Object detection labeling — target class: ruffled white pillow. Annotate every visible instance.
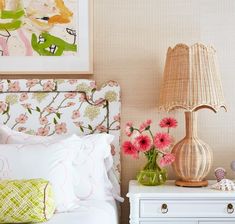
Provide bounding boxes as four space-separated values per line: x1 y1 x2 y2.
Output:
0 125 63 144
0 125 123 202
0 135 81 212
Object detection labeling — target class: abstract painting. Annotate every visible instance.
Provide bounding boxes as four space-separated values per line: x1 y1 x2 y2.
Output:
0 0 92 74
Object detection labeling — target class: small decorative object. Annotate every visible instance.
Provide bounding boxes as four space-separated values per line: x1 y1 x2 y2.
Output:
211 179 235 191
231 161 235 172
214 167 226 182
122 117 177 186
211 166 235 191
159 43 227 187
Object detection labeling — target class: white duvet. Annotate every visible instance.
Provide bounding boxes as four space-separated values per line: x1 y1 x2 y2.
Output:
45 200 118 224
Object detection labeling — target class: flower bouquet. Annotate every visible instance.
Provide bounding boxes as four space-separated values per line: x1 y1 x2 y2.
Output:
122 117 177 186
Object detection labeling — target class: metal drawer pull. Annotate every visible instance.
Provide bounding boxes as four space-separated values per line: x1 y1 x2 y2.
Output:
227 203 234 214
161 203 168 214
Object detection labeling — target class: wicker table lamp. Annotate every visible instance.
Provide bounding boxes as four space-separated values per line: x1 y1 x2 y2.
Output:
159 43 226 187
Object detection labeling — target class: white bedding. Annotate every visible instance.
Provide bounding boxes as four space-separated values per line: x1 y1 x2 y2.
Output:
45 200 118 224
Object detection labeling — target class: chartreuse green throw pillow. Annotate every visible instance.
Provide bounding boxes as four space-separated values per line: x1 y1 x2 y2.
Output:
0 179 56 223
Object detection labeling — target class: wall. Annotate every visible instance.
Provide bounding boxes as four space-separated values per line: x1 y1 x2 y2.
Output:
93 1 235 223
2 1 235 223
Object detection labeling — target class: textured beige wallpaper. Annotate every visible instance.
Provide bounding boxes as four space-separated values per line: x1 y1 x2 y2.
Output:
1 1 235 224
93 1 235 223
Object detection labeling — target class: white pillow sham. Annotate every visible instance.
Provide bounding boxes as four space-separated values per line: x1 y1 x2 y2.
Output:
73 133 115 200
82 134 123 202
0 125 62 144
0 125 122 202
0 135 81 213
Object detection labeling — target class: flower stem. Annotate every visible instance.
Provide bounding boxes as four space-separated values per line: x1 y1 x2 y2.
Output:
144 149 161 171
148 129 154 139
133 128 141 134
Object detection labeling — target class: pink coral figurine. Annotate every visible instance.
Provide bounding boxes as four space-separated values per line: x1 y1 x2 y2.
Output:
214 167 226 182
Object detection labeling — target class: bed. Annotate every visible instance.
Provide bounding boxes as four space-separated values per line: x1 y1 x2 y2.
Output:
0 79 121 224
47 200 118 224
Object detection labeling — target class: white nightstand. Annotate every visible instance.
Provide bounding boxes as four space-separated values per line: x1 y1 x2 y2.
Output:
127 180 235 224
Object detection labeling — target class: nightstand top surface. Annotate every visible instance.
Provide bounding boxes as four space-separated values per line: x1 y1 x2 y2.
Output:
127 180 235 199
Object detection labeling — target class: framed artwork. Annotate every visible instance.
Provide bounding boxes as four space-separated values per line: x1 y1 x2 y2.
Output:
0 0 93 74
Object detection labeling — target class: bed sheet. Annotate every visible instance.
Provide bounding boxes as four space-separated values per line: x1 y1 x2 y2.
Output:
45 200 118 224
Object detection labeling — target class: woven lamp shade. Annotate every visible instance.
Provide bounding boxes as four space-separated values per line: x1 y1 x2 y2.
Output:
159 43 226 187
159 43 226 112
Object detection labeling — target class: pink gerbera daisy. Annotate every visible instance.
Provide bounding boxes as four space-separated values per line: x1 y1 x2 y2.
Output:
139 119 152 132
133 135 151 152
159 117 178 128
122 141 138 158
159 153 175 167
125 122 134 137
154 132 171 150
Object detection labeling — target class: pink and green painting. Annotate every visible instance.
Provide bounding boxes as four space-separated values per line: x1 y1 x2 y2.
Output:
0 0 78 56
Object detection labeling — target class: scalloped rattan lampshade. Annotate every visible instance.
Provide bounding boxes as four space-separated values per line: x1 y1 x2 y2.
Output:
159 43 226 112
159 43 226 187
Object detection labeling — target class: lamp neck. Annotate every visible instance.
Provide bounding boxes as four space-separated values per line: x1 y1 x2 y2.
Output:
185 111 198 138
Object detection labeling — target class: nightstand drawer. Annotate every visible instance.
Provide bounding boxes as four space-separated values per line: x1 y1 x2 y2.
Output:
140 200 235 218
199 222 235 224
141 222 197 224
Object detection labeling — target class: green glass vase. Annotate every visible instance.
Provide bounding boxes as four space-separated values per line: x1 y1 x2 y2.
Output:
137 151 167 186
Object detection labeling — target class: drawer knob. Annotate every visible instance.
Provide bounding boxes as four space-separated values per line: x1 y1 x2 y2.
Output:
161 203 168 214
227 203 234 214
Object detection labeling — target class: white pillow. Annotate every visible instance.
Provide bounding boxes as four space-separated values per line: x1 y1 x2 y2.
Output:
0 135 81 213
80 134 123 202
73 133 115 200
0 125 62 144
0 125 122 202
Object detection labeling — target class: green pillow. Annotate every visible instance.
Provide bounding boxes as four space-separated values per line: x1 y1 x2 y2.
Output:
0 179 55 223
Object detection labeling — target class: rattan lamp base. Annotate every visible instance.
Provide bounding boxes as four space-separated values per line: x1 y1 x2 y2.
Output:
172 112 213 187
175 180 208 187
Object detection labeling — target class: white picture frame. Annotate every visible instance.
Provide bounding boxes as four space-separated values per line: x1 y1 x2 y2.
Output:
0 0 93 74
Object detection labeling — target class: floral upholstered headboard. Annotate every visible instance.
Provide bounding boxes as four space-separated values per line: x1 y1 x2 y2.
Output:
0 79 121 184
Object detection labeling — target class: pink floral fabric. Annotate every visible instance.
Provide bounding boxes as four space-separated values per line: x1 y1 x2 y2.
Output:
0 79 121 183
